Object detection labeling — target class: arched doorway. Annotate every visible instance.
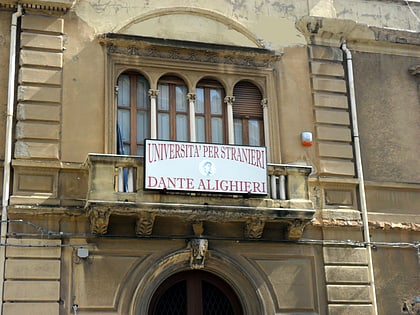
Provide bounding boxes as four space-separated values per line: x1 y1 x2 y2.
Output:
148 270 243 315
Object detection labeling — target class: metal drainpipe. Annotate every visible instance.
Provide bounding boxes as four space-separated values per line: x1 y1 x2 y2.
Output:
341 41 378 315
0 5 22 314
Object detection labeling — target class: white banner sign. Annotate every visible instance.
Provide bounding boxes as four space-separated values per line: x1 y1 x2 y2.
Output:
144 139 267 195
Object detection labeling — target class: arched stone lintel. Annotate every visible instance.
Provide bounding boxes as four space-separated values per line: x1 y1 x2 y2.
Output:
113 6 264 48
118 248 275 315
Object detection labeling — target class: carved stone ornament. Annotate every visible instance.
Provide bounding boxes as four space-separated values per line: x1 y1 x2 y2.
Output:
88 207 111 235
136 213 155 236
224 96 235 104
409 65 420 77
189 239 208 269
244 219 265 239
287 220 307 240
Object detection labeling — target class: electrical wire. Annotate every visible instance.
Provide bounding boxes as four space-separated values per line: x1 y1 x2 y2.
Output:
2 219 419 250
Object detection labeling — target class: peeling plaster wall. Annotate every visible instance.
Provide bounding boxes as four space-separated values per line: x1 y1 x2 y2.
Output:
72 0 420 51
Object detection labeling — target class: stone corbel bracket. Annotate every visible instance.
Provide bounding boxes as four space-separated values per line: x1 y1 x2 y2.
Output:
136 212 155 236
286 219 308 240
244 219 265 239
88 207 111 235
409 65 420 77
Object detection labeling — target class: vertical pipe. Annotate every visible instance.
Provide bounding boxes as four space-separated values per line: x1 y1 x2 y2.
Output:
342 41 378 315
0 5 22 314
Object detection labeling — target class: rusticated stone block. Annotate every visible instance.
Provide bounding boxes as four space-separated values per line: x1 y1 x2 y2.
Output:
21 33 63 51
21 15 64 34
3 303 59 315
309 45 343 62
311 61 345 77
319 159 355 176
325 266 369 283
327 285 371 303
17 104 61 122
15 141 59 159
329 304 374 315
20 50 62 68
312 77 347 93
4 281 60 301
19 68 62 85
313 93 349 109
316 125 352 142
323 247 368 264
16 121 60 140
6 239 61 258
5 259 60 280
315 109 350 125
318 142 354 159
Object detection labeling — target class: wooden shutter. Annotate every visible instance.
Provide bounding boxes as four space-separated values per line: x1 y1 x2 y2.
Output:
233 81 262 118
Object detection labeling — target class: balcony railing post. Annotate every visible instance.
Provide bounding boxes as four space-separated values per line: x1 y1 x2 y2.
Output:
286 167 311 200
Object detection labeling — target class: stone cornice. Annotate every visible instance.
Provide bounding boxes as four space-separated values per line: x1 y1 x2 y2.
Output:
99 33 281 68
296 16 420 54
0 0 75 11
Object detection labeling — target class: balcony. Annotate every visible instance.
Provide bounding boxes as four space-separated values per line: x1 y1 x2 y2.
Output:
84 153 314 240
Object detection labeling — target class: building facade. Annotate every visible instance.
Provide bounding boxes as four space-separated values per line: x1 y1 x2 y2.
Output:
0 0 419 314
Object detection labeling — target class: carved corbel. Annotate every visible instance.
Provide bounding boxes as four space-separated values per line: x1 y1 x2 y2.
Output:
409 64 420 76
135 212 155 236
192 221 204 236
136 212 155 236
287 220 307 240
88 207 111 235
244 219 265 239
188 239 208 269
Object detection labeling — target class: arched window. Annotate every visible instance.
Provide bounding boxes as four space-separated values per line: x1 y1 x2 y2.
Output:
148 270 243 315
157 76 189 141
233 81 264 146
195 79 226 144
117 72 150 156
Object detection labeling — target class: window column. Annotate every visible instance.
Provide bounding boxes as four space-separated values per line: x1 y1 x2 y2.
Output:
187 93 196 142
224 96 235 144
261 98 270 157
148 89 158 139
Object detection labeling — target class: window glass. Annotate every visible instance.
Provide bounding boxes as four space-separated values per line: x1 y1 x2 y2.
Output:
158 83 170 111
157 77 188 141
117 72 150 156
248 119 261 146
211 117 223 143
196 80 225 144
233 119 243 145
158 113 170 140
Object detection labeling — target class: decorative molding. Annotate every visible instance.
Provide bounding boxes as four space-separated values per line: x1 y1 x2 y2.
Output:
100 34 279 68
0 0 76 11
189 238 208 269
